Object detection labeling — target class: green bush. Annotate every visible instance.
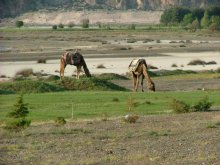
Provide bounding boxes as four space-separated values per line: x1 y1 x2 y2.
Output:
5 94 31 131
16 20 24 28
58 23 64 28
68 22 75 28
5 118 31 131
54 117 66 126
128 24 136 30
52 25 57 30
81 19 90 28
192 96 212 112
171 99 191 113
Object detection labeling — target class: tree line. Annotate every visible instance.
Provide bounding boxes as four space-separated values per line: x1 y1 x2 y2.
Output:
160 6 220 31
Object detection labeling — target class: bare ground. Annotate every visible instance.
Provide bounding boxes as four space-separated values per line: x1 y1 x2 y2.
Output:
0 30 220 164
112 78 220 92
0 112 220 164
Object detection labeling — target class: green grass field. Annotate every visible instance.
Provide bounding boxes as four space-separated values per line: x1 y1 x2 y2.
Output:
1 91 220 123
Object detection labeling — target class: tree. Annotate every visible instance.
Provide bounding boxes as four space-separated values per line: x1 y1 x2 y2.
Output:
81 19 90 28
183 13 193 26
160 7 191 25
190 18 200 32
211 15 220 25
5 94 31 131
209 23 218 32
68 22 75 28
15 20 24 28
201 10 210 28
58 23 64 28
52 25 57 30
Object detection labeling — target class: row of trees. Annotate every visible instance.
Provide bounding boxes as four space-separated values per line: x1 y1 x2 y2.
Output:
160 6 220 30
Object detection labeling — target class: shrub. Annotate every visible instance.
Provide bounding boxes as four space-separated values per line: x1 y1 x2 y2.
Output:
96 64 106 68
206 61 217 65
15 68 33 77
52 25 57 30
5 94 31 131
101 112 109 121
37 58 46 64
58 23 64 28
68 22 75 28
81 19 90 28
128 24 136 30
187 59 206 65
112 97 119 102
171 64 178 67
5 118 31 131
16 20 24 28
190 18 200 32
209 23 218 32
54 117 66 126
123 114 139 123
171 99 191 113
192 96 212 112
123 96 139 123
127 39 136 43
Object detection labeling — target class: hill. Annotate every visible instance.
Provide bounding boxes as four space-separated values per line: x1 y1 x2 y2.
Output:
1 0 220 18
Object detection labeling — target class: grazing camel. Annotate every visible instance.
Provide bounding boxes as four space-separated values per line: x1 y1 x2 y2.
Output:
60 49 91 80
129 58 155 92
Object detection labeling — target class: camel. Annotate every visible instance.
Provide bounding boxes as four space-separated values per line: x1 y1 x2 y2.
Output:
60 49 91 80
129 58 155 92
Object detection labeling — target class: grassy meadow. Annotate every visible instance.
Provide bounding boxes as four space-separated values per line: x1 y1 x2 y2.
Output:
1 90 220 123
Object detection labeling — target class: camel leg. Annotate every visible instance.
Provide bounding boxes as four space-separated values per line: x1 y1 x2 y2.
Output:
132 73 137 92
141 75 144 92
143 68 155 92
76 66 81 79
135 75 140 92
60 59 66 80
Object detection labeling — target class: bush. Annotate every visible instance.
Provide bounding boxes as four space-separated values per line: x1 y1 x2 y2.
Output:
123 114 139 123
128 24 136 30
58 23 64 28
192 96 212 112
5 94 31 131
68 22 75 28
209 23 219 32
81 19 90 28
123 96 139 123
16 21 24 28
171 64 178 67
54 117 66 126
96 64 106 68
187 59 206 65
5 118 31 131
15 68 33 77
171 99 191 113
52 25 57 30
37 58 46 64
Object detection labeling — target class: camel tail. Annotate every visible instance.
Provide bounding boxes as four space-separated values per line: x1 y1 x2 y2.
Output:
81 57 91 77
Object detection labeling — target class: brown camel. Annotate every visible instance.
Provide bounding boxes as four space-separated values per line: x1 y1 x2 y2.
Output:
60 49 91 80
129 58 155 92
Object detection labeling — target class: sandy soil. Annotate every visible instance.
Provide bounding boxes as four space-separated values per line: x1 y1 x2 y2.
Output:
0 51 219 78
0 11 162 26
1 112 220 164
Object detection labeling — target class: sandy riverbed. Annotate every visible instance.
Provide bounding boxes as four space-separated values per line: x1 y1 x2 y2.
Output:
0 51 219 79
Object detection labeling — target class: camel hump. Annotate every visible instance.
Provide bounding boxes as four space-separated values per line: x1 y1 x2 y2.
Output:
128 58 145 72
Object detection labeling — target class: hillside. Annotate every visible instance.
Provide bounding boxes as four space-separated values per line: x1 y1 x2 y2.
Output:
1 0 220 18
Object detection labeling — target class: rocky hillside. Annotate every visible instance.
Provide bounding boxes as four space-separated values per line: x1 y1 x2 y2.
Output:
1 0 220 18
